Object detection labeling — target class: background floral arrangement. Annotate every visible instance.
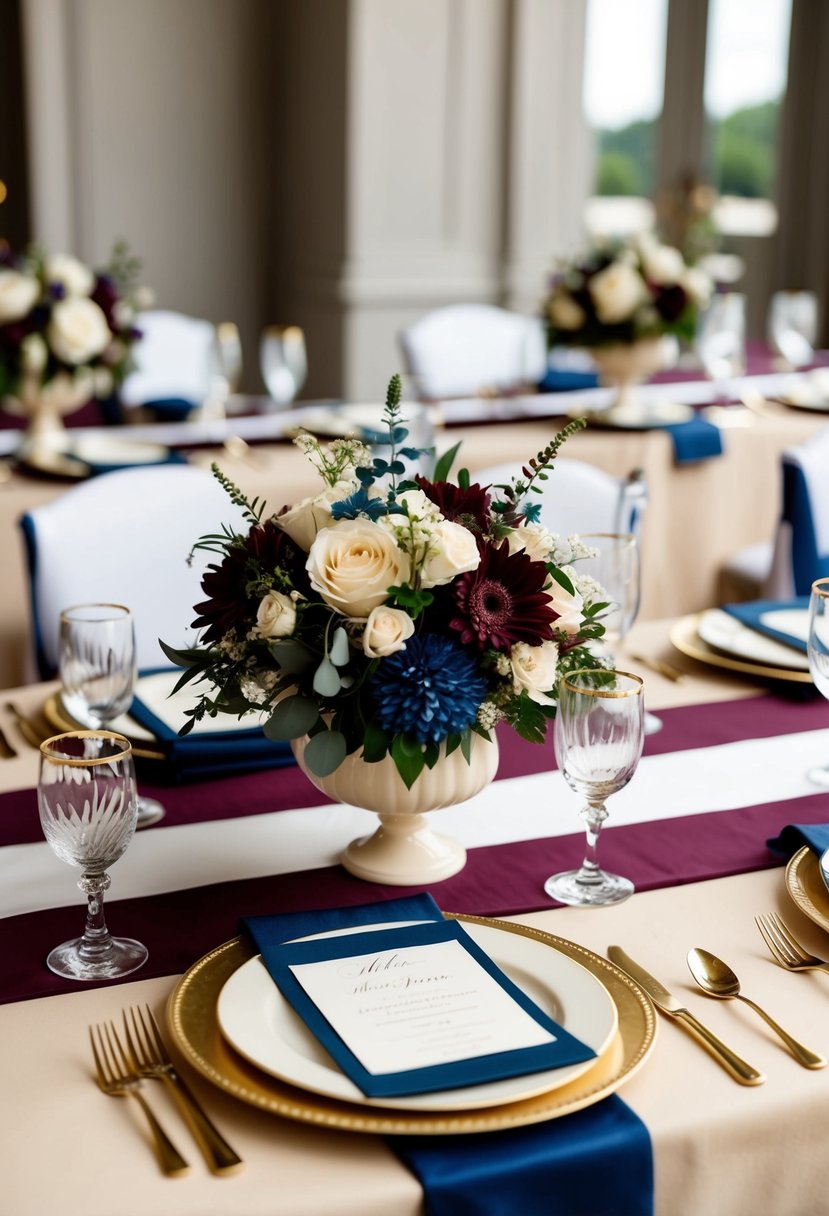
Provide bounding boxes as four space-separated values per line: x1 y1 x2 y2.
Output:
164 375 610 789
545 230 712 350
0 240 151 414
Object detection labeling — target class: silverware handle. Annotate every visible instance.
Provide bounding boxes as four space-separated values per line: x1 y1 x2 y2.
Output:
162 1074 244 1174
675 1010 765 1085
129 1090 190 1176
737 995 827 1070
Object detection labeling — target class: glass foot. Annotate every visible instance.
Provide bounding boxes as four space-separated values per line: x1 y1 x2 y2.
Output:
46 936 148 981
807 765 829 789
544 869 634 907
136 797 165 828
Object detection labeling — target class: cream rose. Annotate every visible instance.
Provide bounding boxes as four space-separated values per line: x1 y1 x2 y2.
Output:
507 522 553 564
306 519 410 618
20 333 48 373
546 577 585 636
420 521 480 588
362 605 415 658
548 291 586 331
278 480 356 552
48 297 111 364
0 270 39 324
253 590 296 639
510 640 559 705
46 253 94 297
680 266 712 308
641 242 684 287
589 262 645 325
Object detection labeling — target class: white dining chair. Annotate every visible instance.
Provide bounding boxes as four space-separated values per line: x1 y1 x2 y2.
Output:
19 464 248 679
398 304 548 401
119 309 223 417
720 425 829 601
471 458 648 540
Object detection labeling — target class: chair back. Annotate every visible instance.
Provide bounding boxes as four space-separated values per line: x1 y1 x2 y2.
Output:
472 458 647 541
764 426 829 597
19 465 247 679
399 305 547 400
120 309 219 412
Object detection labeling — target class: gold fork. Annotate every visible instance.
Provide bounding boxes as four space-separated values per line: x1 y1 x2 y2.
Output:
755 912 829 974
123 1005 243 1175
89 1022 190 1177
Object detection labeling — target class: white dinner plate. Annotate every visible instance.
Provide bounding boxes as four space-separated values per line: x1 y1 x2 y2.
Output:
574 399 693 430
217 919 618 1112
696 608 810 672
68 434 173 466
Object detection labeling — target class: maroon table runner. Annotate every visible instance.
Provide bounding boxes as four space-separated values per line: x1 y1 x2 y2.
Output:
5 693 829 1004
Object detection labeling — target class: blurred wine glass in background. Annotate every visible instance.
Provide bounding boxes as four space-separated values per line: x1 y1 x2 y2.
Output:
768 291 818 370
696 292 747 403
260 325 307 408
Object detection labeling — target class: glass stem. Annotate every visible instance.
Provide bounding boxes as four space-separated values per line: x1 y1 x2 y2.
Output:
577 801 608 886
77 870 113 961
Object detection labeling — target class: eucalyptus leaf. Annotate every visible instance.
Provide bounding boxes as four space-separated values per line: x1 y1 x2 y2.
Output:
263 695 320 740
304 729 348 777
329 627 350 667
269 639 315 675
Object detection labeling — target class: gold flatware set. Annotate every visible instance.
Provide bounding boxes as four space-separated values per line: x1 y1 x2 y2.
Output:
89 1006 243 1177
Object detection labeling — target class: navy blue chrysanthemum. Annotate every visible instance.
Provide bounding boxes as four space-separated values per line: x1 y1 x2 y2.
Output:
369 634 487 744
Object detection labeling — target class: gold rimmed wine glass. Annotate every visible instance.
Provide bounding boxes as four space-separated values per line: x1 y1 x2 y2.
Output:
545 669 645 907
58 603 165 827
807 577 829 787
38 730 148 979
260 324 307 409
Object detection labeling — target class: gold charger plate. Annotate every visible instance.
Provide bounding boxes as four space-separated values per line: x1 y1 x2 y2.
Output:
669 613 813 685
785 846 829 934
166 914 656 1136
42 693 166 761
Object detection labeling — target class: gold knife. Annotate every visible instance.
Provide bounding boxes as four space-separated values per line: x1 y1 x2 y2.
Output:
608 946 765 1085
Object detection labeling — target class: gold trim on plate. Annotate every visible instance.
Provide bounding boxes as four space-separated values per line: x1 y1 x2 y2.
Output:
43 694 166 761
669 613 813 685
166 915 656 1136
785 847 829 934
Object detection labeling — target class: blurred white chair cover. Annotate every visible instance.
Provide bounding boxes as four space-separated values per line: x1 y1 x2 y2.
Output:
399 305 547 400
472 458 647 540
19 464 247 679
720 425 829 601
120 309 219 410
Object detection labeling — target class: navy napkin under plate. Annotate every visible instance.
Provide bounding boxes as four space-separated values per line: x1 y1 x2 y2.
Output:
537 368 600 393
662 415 723 465
767 822 829 858
722 598 810 654
240 898 653 1216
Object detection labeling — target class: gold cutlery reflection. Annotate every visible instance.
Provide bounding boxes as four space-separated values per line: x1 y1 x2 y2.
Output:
4 702 45 750
0 723 17 759
89 1021 190 1176
627 653 684 683
687 947 825 1068
122 1005 243 1175
756 912 829 975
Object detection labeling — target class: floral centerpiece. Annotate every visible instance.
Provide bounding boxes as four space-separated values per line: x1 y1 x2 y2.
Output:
165 375 610 800
0 240 151 452
545 231 712 351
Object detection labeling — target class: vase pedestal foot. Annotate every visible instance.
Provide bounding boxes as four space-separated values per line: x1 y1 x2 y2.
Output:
341 812 466 886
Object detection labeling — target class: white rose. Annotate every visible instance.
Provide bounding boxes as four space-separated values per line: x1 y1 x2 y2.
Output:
46 253 94 297
133 285 156 310
680 266 712 308
507 522 554 564
112 299 134 329
546 576 585 636
20 333 47 373
589 262 646 325
641 242 685 286
548 291 586 331
510 640 559 705
420 520 480 588
306 519 411 618
278 480 356 552
253 590 296 639
0 270 39 324
362 605 415 658
48 297 111 364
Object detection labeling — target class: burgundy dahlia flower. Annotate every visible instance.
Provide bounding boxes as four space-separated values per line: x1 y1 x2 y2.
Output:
449 538 557 651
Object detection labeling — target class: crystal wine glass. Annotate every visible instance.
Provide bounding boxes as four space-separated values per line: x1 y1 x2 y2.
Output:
696 292 747 403
768 290 817 370
58 603 165 826
807 577 829 787
38 730 147 979
545 669 645 907
260 325 307 408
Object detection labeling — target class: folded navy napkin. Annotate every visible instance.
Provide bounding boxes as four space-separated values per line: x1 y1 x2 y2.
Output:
240 898 653 1216
537 368 600 393
767 823 829 858
722 598 810 654
662 416 723 465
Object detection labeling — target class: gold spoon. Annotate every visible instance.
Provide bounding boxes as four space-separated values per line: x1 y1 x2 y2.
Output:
687 947 826 1069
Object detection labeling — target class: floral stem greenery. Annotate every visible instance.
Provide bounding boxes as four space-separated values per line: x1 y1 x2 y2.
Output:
490 417 588 525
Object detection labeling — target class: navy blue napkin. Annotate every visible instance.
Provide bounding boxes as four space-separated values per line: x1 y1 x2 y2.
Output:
538 368 600 393
662 416 723 464
240 899 653 1216
722 598 809 654
767 823 829 858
